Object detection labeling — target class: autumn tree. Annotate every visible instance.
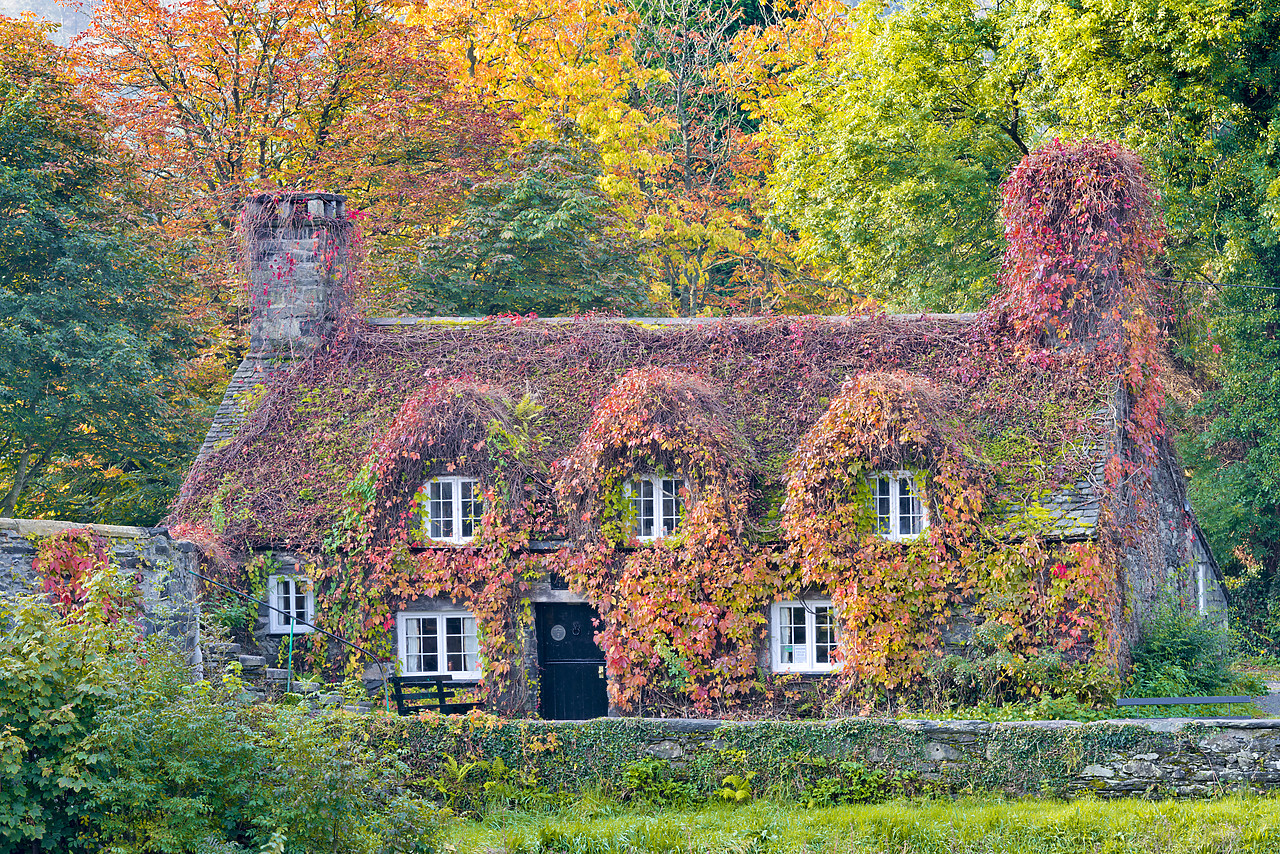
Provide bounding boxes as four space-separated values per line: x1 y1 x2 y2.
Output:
0 15 197 523
80 0 507 310
761 0 1029 311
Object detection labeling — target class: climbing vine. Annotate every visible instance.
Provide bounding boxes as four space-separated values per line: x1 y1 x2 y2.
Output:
33 529 140 623
174 140 1176 715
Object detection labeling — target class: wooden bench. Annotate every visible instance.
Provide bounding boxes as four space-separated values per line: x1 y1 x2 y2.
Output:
389 675 484 716
1117 695 1255 708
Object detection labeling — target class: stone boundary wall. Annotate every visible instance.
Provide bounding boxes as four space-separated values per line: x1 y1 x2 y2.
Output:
0 518 202 656
393 715 1280 799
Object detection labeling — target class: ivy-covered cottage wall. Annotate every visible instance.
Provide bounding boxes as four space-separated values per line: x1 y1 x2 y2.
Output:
174 142 1230 717
0 518 201 655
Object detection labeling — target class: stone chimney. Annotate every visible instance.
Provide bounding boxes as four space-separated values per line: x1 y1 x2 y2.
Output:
241 191 350 356
193 192 350 462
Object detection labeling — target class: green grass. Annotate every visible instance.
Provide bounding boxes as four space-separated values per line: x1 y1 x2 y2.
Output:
442 796 1280 853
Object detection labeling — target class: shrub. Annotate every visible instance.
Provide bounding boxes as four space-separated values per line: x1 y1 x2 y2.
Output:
2 562 443 854
0 565 144 852
1127 605 1261 698
87 666 442 853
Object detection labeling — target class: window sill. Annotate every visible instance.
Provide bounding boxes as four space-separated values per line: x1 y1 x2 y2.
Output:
772 665 839 675
402 671 483 681
267 626 315 636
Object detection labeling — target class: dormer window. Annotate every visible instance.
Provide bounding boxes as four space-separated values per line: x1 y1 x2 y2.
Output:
869 471 926 541
627 475 683 540
419 476 482 544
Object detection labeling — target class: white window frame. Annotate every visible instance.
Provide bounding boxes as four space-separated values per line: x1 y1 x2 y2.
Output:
625 474 684 541
868 470 928 542
266 575 315 635
396 610 482 679
418 476 483 545
771 599 838 673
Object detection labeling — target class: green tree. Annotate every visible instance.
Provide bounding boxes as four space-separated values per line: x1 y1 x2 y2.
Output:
0 16 198 524
762 0 1032 311
409 130 651 316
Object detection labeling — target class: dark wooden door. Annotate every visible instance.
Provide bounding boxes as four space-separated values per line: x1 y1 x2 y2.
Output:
536 602 608 720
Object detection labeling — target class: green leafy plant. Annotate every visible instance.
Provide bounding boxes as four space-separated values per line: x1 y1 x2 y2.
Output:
617 759 700 808
716 772 754 803
0 565 144 852
1127 604 1264 700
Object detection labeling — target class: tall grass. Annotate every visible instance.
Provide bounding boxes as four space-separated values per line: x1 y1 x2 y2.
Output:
447 796 1280 854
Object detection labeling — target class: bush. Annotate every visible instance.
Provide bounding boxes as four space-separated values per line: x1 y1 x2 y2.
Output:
1 564 444 854
0 565 145 852
88 673 441 853
1127 605 1262 698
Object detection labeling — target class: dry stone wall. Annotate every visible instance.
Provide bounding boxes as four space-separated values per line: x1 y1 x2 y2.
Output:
395 715 1280 799
618 717 1280 797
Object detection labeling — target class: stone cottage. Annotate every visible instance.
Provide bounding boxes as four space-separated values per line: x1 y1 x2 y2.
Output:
172 189 1227 719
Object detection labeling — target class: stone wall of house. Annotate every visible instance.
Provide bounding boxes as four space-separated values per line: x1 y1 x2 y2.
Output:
1107 385 1229 657
0 518 201 656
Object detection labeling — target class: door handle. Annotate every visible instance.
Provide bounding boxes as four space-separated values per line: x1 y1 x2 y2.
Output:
597 666 605 678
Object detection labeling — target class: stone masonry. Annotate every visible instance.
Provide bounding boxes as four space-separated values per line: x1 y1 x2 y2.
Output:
545 716 1280 798
195 192 350 462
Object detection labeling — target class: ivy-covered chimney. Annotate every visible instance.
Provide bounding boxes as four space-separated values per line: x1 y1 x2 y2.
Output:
192 193 350 462
241 192 350 355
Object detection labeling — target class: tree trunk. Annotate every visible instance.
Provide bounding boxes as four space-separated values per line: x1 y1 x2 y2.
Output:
1 447 31 517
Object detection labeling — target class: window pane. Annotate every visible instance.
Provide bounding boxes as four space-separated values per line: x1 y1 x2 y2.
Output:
407 616 439 674
460 480 480 538
899 477 922 536
444 615 478 673
462 616 479 673
780 605 807 664
276 578 292 617
875 477 891 535
634 478 655 538
429 480 454 539
814 606 836 664
661 479 682 535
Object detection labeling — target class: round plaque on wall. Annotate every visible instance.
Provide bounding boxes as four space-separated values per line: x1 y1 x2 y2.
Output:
550 624 567 642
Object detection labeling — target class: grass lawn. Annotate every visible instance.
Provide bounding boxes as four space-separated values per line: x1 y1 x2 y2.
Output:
442 795 1280 853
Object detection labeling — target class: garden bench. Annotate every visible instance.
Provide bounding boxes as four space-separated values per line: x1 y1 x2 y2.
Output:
389 675 484 716
1116 695 1255 708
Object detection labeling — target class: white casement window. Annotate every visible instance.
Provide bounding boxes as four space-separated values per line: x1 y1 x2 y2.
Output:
869 471 927 541
771 600 838 673
266 575 314 635
397 611 482 679
419 476 483 544
627 475 683 540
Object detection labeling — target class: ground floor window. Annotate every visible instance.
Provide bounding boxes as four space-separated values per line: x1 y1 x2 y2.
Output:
397 610 481 678
771 600 837 673
266 575 314 634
